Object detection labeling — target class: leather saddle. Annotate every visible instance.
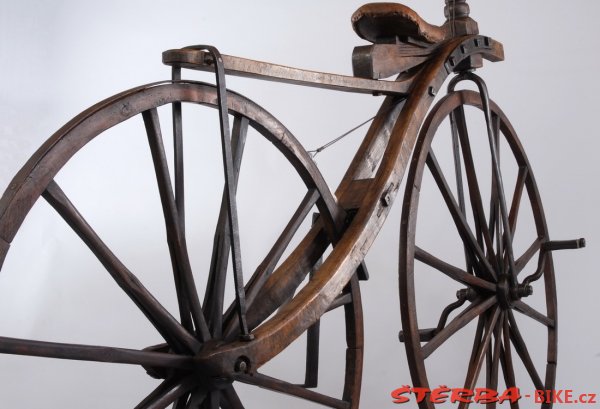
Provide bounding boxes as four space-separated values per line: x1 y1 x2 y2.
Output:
352 3 447 44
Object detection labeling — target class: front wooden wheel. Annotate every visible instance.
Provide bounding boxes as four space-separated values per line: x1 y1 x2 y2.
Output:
400 90 557 408
0 81 363 408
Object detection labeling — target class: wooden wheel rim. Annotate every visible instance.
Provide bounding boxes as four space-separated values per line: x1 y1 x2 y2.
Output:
399 90 556 408
0 81 363 408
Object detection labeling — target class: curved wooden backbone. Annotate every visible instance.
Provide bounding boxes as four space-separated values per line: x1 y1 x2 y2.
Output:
194 36 505 374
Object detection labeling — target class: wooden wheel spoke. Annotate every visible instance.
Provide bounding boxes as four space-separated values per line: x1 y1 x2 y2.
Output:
474 83 519 285
513 300 555 328
488 115 503 272
223 189 320 336
488 170 500 260
221 385 245 409
500 166 529 273
245 189 320 307
422 295 497 359
0 335 194 369
143 108 210 342
487 311 503 393
450 110 475 275
459 308 500 409
186 388 208 408
135 376 198 409
507 311 544 390
174 394 190 409
500 317 520 409
468 316 485 374
415 246 495 291
426 150 497 281
453 106 497 266
201 391 220 409
42 180 200 353
507 167 528 238
145 106 190 332
234 372 350 409
515 237 542 275
203 116 249 339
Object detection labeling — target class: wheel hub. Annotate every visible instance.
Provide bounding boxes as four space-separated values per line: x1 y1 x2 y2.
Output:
496 274 533 310
495 275 512 309
141 338 252 391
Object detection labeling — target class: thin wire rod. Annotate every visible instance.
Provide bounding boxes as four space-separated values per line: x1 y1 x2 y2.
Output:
308 116 375 157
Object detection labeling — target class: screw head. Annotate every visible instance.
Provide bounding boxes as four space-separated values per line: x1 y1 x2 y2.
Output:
234 357 250 373
239 333 255 342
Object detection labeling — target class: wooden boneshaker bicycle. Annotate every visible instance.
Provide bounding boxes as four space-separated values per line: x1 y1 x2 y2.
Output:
0 2 585 408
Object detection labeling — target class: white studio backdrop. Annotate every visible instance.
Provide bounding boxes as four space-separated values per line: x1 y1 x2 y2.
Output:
0 1 598 408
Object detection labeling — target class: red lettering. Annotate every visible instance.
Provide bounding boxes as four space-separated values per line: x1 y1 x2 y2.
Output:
390 385 411 404
498 387 521 404
412 387 429 403
553 390 564 404
430 386 450 404
534 390 546 403
564 390 573 403
474 388 498 404
450 388 473 403
390 386 600 405
588 393 597 404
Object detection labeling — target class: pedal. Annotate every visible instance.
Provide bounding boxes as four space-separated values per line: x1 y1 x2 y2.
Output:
398 328 437 343
542 238 586 251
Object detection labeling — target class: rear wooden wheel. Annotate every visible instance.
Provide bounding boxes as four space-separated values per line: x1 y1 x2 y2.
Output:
0 81 363 408
400 90 557 408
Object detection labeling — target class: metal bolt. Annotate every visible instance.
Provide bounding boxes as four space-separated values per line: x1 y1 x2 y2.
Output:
456 287 477 301
234 358 249 373
428 86 437 97
239 333 255 342
203 53 215 65
519 284 533 298
381 191 392 207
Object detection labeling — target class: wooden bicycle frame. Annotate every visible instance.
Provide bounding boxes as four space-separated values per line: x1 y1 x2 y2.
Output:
0 2 587 408
159 34 505 377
